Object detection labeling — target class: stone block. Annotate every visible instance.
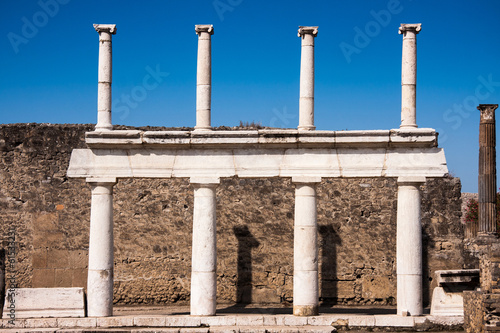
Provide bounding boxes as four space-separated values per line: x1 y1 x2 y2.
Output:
199 316 233 326
336 280 356 299
307 316 338 326
178 328 209 333
235 315 264 326
348 315 375 326
24 318 58 328
32 250 48 269
96 316 134 327
361 276 394 299
71 268 87 288
55 269 72 287
32 269 55 288
57 317 96 328
2 288 85 319
68 250 88 268
47 249 70 269
430 286 465 316
374 315 414 327
283 315 308 326
134 316 166 327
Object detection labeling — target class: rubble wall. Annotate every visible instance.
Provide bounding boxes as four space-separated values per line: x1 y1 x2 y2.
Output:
0 124 464 306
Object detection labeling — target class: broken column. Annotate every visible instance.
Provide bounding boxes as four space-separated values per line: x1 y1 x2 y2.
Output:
478 104 498 236
93 24 116 131
293 177 320 316
399 23 421 129
396 176 425 316
195 25 214 131
190 178 219 316
298 26 318 131
87 178 116 317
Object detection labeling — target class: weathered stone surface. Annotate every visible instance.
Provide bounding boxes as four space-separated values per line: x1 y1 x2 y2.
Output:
0 124 464 307
2 287 85 318
464 290 485 333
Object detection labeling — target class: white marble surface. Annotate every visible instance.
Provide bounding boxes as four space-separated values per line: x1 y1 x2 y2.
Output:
2 288 85 319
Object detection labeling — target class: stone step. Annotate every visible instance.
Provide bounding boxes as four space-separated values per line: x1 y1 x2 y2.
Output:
0 314 464 332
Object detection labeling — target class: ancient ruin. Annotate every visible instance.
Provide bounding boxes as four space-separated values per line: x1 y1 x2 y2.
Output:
64 22 452 319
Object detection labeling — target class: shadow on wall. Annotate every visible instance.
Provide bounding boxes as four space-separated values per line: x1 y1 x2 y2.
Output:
233 225 260 304
319 224 342 305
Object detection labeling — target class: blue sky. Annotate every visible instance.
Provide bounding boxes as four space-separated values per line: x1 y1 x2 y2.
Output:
1 0 499 193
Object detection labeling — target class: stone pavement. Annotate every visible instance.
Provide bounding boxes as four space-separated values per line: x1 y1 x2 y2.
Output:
0 305 464 332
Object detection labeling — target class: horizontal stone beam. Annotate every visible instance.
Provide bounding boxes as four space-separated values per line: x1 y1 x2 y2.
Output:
67 147 448 179
84 128 440 149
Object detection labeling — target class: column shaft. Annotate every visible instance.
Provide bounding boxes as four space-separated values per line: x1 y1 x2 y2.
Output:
298 26 318 131
399 24 421 129
87 181 116 317
94 24 116 131
190 182 217 315
293 181 319 316
195 25 214 131
396 177 424 316
478 104 498 235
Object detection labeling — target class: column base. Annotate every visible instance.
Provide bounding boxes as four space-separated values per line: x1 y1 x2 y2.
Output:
194 126 212 131
298 125 316 131
293 305 318 316
399 124 418 129
94 125 113 131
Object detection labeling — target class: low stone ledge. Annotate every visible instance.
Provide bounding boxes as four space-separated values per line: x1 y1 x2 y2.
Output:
2 288 85 319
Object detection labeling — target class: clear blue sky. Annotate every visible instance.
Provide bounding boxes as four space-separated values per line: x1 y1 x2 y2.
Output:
1 0 499 193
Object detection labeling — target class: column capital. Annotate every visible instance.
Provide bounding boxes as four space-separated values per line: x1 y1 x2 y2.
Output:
292 176 321 184
195 24 214 36
86 177 117 185
397 176 426 186
93 24 117 35
190 177 220 186
478 104 498 123
298 26 318 38
398 23 421 35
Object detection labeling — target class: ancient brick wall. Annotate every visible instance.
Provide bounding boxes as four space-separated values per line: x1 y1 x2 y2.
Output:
0 124 465 306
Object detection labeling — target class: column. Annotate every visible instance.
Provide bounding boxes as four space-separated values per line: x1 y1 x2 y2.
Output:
293 177 320 316
87 178 116 317
478 104 498 236
190 178 219 316
195 25 214 131
94 24 117 132
399 23 421 129
298 26 318 131
396 176 425 316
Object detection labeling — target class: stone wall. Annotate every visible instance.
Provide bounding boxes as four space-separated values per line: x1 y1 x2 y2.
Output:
0 124 465 307
464 242 500 333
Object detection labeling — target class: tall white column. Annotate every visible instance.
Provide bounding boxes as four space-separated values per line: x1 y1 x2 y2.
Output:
399 23 421 129
87 178 116 317
93 24 116 132
396 176 425 316
190 178 219 316
195 25 214 131
293 177 320 316
298 26 318 131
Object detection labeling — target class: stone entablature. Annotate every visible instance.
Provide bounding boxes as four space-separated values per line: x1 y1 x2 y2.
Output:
68 128 447 180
